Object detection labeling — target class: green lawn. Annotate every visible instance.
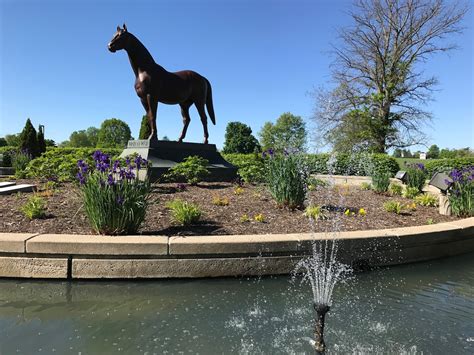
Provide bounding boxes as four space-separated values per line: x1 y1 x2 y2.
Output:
395 157 438 170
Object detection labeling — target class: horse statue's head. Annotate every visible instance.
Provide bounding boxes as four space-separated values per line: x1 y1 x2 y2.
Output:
108 24 130 53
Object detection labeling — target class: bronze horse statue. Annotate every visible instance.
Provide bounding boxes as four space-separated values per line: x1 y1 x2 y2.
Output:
108 24 216 144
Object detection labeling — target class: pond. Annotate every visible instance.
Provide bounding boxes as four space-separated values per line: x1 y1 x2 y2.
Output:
0 253 473 354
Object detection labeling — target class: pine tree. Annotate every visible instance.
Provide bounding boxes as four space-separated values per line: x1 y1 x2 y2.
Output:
139 115 151 139
19 118 39 157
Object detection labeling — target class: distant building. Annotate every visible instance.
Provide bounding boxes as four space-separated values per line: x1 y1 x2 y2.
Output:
419 152 427 160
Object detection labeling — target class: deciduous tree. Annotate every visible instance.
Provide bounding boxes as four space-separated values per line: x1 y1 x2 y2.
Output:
313 0 467 153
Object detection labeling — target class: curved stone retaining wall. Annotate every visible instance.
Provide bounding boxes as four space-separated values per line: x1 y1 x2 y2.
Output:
0 218 473 279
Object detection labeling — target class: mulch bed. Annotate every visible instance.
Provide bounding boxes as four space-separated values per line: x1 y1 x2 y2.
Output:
0 180 461 236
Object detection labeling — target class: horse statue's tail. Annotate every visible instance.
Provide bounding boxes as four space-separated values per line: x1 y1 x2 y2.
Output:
205 78 216 125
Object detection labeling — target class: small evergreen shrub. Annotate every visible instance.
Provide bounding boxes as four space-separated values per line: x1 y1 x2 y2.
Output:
265 151 307 209
77 151 151 235
164 156 209 185
21 195 47 219
166 199 202 225
447 167 474 217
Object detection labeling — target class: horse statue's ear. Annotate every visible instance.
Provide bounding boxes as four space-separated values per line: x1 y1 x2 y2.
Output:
116 25 121 32
123 23 127 32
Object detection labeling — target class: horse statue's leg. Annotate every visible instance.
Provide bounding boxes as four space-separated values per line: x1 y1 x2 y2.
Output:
141 95 158 141
195 101 209 144
178 101 192 143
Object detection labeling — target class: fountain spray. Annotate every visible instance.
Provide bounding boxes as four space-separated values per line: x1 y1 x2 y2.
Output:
297 238 351 353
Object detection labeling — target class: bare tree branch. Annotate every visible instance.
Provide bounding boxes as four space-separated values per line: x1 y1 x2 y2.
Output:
312 0 469 152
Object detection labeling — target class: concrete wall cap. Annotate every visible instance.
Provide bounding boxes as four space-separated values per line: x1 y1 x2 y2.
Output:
26 234 169 255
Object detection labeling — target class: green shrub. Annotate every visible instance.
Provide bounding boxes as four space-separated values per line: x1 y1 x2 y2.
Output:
383 201 404 214
360 182 372 190
406 163 427 191
222 153 266 184
164 156 209 185
21 195 46 219
78 151 151 235
166 199 202 225
13 151 33 178
388 183 403 196
304 205 329 220
415 193 438 207
403 186 420 199
371 169 391 193
424 158 474 177
265 152 307 209
306 153 398 177
25 147 122 181
0 147 16 167
447 167 474 217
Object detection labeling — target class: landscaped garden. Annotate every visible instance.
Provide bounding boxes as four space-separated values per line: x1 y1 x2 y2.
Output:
1 147 472 236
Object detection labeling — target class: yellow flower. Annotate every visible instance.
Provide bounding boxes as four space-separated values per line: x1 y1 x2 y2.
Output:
234 186 244 195
358 208 366 216
344 209 350 216
254 213 265 222
240 214 250 223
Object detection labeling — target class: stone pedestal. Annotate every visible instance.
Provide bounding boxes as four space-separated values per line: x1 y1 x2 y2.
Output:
439 194 452 216
120 139 237 182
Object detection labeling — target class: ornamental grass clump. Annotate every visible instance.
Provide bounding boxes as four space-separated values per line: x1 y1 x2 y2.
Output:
403 186 420 199
77 151 151 235
406 163 427 192
166 199 202 226
447 167 474 217
265 150 307 209
388 183 403 196
414 193 438 207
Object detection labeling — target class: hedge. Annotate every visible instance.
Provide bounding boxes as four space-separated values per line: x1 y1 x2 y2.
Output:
223 152 400 182
423 158 474 177
25 147 122 181
305 153 399 176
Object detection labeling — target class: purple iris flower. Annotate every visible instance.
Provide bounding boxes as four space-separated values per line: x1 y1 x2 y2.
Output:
116 196 124 205
76 172 86 185
107 173 115 186
112 160 120 173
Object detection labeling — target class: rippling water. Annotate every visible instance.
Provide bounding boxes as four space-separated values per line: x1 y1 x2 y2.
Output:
0 253 473 354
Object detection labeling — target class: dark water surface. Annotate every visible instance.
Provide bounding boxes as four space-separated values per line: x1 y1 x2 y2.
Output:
0 253 473 354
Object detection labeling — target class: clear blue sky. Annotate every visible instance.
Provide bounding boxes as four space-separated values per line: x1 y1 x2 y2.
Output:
0 0 472 152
